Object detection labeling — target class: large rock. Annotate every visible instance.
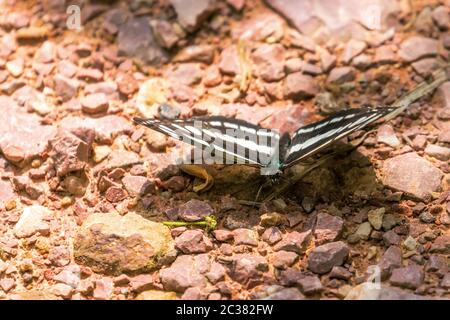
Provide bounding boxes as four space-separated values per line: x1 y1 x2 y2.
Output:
74 212 174 275
381 153 443 202
117 17 168 65
0 96 57 164
170 0 216 32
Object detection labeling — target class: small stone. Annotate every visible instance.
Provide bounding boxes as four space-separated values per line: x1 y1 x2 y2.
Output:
368 208 385 230
441 273 450 289
329 266 352 280
159 254 208 292
261 227 282 245
174 45 215 64
93 145 111 163
284 72 318 99
260 212 285 227
273 230 312 254
419 211 436 224
297 275 323 295
424 144 450 161
377 125 400 148
432 6 449 31
218 45 240 76
383 230 401 246
205 262 226 284
354 222 372 241
271 251 298 269
308 241 349 274
412 58 440 77
327 67 355 84
6 58 24 77
150 20 180 50
122 175 155 197
398 36 438 62
252 44 285 82
170 0 216 32
314 212 344 244
425 255 448 276
105 186 128 203
233 228 258 246
342 39 367 64
403 236 417 251
175 230 213 254
54 74 79 102
381 153 443 202
81 93 109 114
14 205 51 238
390 265 424 290
93 279 114 300
177 199 214 222
378 246 402 280
51 283 73 299
230 254 269 286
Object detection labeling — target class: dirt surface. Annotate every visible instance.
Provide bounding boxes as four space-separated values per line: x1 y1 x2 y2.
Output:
0 0 449 300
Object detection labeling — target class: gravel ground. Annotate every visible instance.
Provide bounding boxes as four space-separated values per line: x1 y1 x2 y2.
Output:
0 0 449 300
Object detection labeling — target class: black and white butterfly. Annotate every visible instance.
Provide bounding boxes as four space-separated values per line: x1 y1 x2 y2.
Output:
134 105 397 175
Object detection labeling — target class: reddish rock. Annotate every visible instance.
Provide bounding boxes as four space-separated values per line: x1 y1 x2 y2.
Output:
50 132 92 177
297 275 323 295
233 228 258 246
271 250 298 269
390 265 424 290
177 199 214 222
378 246 402 280
117 17 168 65
150 20 180 49
398 36 438 62
81 93 109 114
175 230 213 254
432 6 449 31
284 72 318 99
57 60 78 78
48 246 71 267
0 180 15 203
203 66 222 87
327 67 356 84
161 176 186 192
160 254 209 292
261 226 283 245
218 45 240 76
382 153 443 202
424 144 450 161
122 175 155 197
205 262 227 284
307 241 349 274
105 186 128 203
319 49 336 72
425 255 448 277
0 96 57 164
230 254 269 286
411 58 440 77
314 212 344 244
170 0 216 32
129 274 154 293
329 266 352 280
93 279 114 300
342 39 367 64
166 63 203 86
51 283 73 299
59 115 133 145
273 230 312 254
175 45 215 64
252 44 285 82
13 205 52 238
212 229 234 242
0 278 15 293
54 74 79 101
383 230 401 246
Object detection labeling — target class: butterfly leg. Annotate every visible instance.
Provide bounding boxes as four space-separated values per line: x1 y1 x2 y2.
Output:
179 164 214 192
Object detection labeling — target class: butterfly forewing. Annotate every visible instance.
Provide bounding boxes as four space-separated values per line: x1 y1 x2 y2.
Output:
282 107 396 168
133 116 280 167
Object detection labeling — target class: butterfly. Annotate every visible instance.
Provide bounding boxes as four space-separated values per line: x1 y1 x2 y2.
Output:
133 105 397 175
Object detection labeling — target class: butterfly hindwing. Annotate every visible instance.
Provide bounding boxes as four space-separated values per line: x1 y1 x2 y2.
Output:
133 116 280 166
282 106 397 169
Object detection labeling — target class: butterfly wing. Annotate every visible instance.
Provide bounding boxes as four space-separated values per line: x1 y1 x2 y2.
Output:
282 106 396 168
134 116 280 167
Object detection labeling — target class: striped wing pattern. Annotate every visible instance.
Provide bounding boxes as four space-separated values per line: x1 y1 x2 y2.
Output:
282 106 397 168
133 116 279 166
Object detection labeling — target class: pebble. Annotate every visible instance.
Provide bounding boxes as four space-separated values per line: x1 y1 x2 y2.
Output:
307 241 349 274
177 199 214 222
81 93 109 114
271 251 298 269
273 230 312 254
390 265 424 290
284 72 318 99
175 230 213 254
398 36 438 62
314 212 344 244
233 228 259 246
367 208 385 230
327 67 356 84
252 44 285 82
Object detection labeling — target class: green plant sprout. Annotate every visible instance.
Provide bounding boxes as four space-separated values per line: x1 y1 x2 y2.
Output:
162 215 217 232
